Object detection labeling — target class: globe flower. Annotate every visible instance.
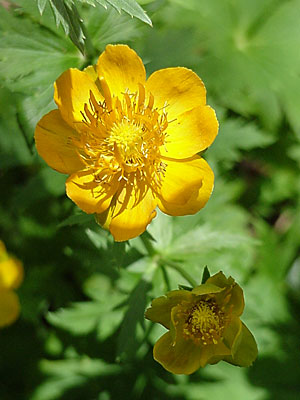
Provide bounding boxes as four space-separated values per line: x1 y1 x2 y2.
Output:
35 44 218 241
145 272 257 374
0 241 24 328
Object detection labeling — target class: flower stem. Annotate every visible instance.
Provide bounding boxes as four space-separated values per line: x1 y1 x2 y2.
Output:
161 265 171 291
165 260 198 288
140 233 156 257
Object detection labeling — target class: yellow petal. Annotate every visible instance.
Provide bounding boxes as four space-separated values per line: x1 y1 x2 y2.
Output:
192 283 225 296
153 331 204 375
66 169 119 214
145 290 194 329
0 257 23 290
146 67 206 121
35 110 84 174
222 317 242 351
54 68 103 127
223 321 258 367
84 65 98 82
99 182 157 241
228 283 245 316
207 271 234 288
0 289 20 328
208 272 245 316
161 106 219 159
84 65 103 92
97 44 146 98
204 341 232 365
157 156 214 216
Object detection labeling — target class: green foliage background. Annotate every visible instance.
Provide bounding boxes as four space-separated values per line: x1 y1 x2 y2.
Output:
1 0 300 399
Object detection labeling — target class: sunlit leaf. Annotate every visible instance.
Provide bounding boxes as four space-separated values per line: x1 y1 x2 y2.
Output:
0 6 81 92
77 0 152 25
48 0 85 53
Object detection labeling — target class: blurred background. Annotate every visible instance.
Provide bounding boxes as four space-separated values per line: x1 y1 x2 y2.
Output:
1 0 300 399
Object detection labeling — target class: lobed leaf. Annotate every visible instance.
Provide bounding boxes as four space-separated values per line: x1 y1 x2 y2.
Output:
77 0 152 25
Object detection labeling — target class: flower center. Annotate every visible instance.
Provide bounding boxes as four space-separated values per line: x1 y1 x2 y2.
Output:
108 121 143 168
76 79 169 190
183 299 225 345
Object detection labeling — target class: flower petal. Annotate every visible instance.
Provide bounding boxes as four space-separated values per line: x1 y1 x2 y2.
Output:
204 341 232 365
145 290 194 329
146 67 206 121
84 65 103 92
84 65 98 82
223 322 258 367
0 289 20 328
206 271 234 288
192 283 225 296
153 331 204 375
157 156 214 216
54 68 103 127
161 106 219 159
97 182 157 241
35 110 84 174
97 44 146 98
222 317 242 351
228 283 245 316
0 258 23 290
208 272 245 316
66 169 119 214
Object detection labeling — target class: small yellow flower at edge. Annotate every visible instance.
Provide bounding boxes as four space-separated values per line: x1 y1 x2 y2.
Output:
0 240 24 328
35 44 218 241
145 272 258 374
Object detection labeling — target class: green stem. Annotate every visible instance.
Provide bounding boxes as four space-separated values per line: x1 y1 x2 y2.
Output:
140 233 156 257
165 260 197 288
161 265 171 291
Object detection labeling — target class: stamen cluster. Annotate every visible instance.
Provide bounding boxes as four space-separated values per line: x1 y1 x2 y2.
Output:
76 79 169 192
182 299 225 345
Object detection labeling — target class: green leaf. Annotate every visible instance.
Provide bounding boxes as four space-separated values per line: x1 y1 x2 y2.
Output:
178 284 193 291
32 358 121 400
0 88 33 168
47 302 104 335
117 279 151 360
168 224 259 258
37 0 48 14
12 168 66 212
77 0 152 25
208 116 276 167
78 0 108 8
105 0 152 26
155 0 300 134
165 363 267 400
40 357 121 377
201 265 211 284
47 296 124 338
0 6 81 92
48 0 85 53
58 213 95 228
84 3 141 49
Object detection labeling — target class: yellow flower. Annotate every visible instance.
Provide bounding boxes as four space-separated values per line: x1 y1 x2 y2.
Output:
0 241 24 328
145 272 257 374
35 45 218 241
